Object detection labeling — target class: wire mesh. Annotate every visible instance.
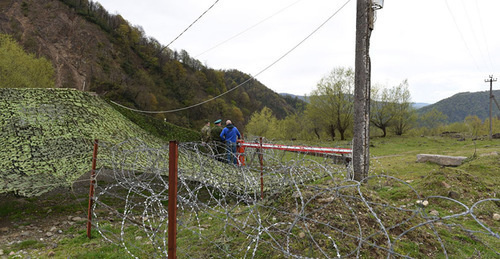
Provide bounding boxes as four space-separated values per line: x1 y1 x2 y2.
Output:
90 139 500 258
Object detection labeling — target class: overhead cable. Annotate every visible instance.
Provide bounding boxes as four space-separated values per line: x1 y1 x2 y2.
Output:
460 0 488 72
162 0 221 51
445 0 482 72
112 0 353 114
474 0 495 71
195 0 304 58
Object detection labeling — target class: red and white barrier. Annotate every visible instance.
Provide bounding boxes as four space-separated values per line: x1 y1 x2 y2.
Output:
239 141 352 155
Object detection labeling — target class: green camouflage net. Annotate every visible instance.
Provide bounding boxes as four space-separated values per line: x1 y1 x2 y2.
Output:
0 88 164 197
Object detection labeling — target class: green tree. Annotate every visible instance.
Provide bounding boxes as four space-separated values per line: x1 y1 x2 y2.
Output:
0 34 54 88
464 115 482 137
391 80 416 136
418 108 448 130
305 94 332 140
444 121 469 134
370 85 396 137
307 67 354 140
279 114 302 140
484 117 500 135
246 107 280 139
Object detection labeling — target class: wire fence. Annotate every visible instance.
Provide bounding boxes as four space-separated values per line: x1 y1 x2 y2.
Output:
89 139 499 258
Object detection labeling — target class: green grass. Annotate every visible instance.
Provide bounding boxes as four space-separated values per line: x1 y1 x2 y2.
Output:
55 232 132 258
13 239 46 250
1 135 498 258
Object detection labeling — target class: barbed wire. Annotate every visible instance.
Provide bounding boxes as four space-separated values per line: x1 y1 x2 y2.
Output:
89 139 499 258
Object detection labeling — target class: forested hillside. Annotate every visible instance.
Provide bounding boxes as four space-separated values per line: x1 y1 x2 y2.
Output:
418 90 500 123
0 0 301 130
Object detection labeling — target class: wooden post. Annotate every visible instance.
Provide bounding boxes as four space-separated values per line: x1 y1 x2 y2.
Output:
87 139 98 239
353 0 373 181
485 75 497 140
168 141 178 259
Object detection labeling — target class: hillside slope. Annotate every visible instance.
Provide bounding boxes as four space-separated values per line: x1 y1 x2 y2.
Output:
418 90 500 123
0 0 300 129
0 88 169 197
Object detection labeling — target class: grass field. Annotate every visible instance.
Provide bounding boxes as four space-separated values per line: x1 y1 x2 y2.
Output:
0 135 498 258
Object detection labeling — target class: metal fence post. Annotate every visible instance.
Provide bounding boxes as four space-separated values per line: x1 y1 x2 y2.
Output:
259 137 264 200
168 140 178 259
87 139 98 239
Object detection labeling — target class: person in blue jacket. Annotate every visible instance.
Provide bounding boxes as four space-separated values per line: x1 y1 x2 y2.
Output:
220 119 241 164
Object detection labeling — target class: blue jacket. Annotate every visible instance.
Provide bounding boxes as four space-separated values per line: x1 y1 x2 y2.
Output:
220 124 241 143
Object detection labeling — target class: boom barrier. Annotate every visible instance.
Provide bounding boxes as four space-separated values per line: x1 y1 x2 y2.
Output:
236 140 352 166
239 141 352 155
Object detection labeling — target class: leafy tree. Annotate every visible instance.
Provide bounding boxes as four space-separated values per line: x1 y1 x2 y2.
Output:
307 67 354 140
227 106 245 131
246 107 280 139
370 85 396 137
391 80 416 136
464 115 482 137
0 34 54 88
418 108 448 130
305 94 332 139
484 117 500 135
23 1 301 132
443 121 469 134
278 114 303 141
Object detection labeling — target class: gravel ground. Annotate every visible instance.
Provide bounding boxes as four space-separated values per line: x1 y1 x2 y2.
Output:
0 171 114 258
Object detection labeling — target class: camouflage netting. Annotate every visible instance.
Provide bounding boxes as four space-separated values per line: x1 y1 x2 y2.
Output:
0 88 165 197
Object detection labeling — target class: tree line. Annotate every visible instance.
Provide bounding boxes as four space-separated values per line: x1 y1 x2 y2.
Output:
246 67 500 141
0 34 54 89
51 0 298 130
5 1 498 139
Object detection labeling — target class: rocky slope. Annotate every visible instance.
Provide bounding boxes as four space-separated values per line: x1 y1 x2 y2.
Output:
0 0 115 90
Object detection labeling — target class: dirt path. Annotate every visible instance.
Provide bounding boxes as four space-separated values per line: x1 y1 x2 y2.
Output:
0 172 106 257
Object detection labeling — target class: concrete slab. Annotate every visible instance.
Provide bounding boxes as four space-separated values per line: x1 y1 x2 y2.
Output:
416 154 467 166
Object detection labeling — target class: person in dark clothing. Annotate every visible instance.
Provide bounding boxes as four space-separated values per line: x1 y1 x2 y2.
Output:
220 120 241 164
200 120 211 143
211 119 223 141
210 119 225 161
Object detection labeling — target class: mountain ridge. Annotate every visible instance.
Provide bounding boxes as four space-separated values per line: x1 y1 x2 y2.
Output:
0 0 300 130
417 90 500 123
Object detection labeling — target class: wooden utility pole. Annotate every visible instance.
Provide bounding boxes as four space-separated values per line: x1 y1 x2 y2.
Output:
353 0 374 181
485 75 497 140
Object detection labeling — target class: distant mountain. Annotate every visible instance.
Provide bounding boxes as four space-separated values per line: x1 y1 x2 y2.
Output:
279 93 308 112
412 102 430 109
280 93 308 102
279 91 499 125
280 93 433 109
417 90 500 123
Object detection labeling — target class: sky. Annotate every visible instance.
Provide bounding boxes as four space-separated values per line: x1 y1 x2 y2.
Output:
95 0 500 104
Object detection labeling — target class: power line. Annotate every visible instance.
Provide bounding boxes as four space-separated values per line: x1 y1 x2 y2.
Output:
161 0 221 52
112 0 353 114
194 0 304 58
474 0 495 71
445 0 482 72
460 0 488 71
